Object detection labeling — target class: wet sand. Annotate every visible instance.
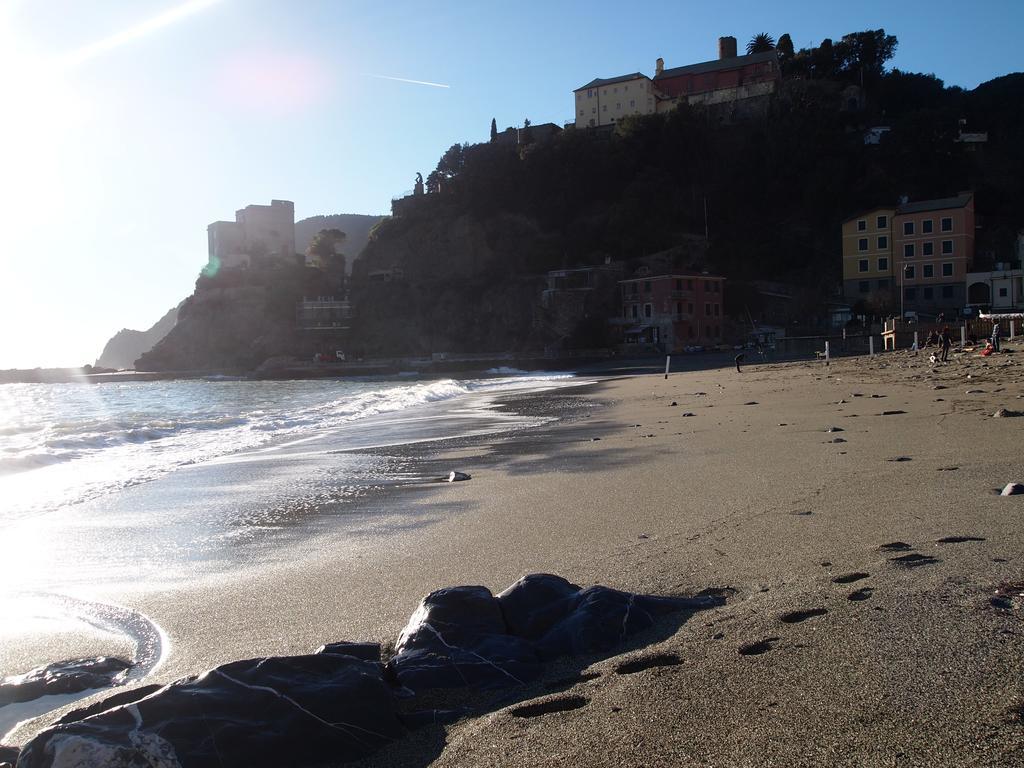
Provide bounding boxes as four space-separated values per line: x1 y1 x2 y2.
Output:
6 347 1024 764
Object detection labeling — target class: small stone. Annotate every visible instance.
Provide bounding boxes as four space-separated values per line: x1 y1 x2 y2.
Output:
825 426 844 433
446 471 471 482
670 401 678 406
994 408 1022 418
1000 483 1024 496
827 437 847 443
966 389 985 394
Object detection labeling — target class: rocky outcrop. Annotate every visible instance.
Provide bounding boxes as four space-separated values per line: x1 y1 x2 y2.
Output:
17 575 724 768
294 214 384 269
0 658 131 706
94 303 182 370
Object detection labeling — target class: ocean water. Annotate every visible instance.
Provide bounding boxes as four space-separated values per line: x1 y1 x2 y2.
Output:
0 372 578 525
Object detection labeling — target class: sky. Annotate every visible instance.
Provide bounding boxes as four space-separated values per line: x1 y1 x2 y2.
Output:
1 0 1022 369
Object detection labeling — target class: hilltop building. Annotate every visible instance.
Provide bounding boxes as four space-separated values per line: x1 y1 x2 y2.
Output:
612 270 725 350
842 193 976 315
573 36 781 128
208 199 296 270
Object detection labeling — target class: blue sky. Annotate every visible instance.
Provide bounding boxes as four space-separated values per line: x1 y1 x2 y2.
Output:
1 0 1021 368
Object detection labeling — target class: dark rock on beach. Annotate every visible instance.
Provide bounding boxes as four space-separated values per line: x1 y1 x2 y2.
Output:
18 574 723 768
0 656 131 706
1001 483 1024 496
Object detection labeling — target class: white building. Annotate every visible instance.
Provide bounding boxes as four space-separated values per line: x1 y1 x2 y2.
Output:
573 73 656 128
207 199 296 270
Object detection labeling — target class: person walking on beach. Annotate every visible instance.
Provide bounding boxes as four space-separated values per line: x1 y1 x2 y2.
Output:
940 326 952 362
992 322 1001 352
734 352 745 373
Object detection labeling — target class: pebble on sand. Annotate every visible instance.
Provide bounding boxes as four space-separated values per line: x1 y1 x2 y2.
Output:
1000 482 1024 496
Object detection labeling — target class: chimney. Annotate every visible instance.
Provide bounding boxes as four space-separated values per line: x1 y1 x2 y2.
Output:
718 36 737 60
655 57 664 76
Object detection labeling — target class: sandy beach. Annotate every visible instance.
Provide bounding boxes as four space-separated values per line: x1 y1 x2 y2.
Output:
6 347 1024 765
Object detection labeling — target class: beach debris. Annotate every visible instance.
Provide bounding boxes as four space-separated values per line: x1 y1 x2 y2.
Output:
825 426 844 432
744 401 759 405
17 574 725 768
933 385 947 390
681 412 695 417
993 408 1022 417
936 466 959 471
0 656 132 707
446 471 471 482
966 389 986 394
826 437 847 443
637 533 649 539
990 582 1024 612
880 410 907 415
590 437 601 441
887 456 912 462
832 572 870 584
779 608 827 624
935 536 985 544
1000 483 1024 496
870 394 886 398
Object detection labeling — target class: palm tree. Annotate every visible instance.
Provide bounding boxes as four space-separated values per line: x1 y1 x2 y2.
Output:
747 33 775 54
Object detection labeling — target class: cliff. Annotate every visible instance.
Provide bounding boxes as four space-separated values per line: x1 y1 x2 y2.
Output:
295 213 384 270
94 302 183 370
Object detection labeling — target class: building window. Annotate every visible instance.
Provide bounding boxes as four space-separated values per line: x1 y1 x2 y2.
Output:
941 217 953 232
631 305 638 318
587 89 593 98
616 102 621 109
592 108 596 114
687 302 693 313
857 220 866 231
623 306 629 318
878 235 888 249
904 243 914 258
858 259 869 272
602 105 607 111
999 287 1008 298
923 264 934 278
922 219 933 234
942 262 953 277
877 215 888 229
878 279 890 289
630 100 635 107
676 302 683 315
903 221 914 235
924 286 934 299
858 238 868 251
905 287 916 299
922 241 934 256
713 282 720 293
941 240 953 254
579 110 584 116
859 281 870 293
675 279 682 290
644 303 652 318
878 257 888 271
686 279 693 290
941 285 954 298
713 304 720 316
905 265 916 279
705 303 712 316
643 281 651 292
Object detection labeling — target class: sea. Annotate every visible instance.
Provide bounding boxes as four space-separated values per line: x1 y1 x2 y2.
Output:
0 370 589 695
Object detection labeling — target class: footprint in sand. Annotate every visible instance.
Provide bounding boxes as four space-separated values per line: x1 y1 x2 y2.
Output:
890 553 939 568
511 695 590 718
544 672 600 691
936 536 986 544
614 653 682 675
739 637 779 656
848 587 874 601
879 542 913 552
832 572 870 584
779 608 828 624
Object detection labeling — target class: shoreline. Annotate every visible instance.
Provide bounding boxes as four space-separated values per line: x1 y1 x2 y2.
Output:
6 349 1024 764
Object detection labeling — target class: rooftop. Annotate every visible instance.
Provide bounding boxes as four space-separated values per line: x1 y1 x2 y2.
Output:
574 72 649 92
655 50 778 80
896 192 973 215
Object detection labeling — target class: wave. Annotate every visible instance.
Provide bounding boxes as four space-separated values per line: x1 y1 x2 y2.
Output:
0 452 74 476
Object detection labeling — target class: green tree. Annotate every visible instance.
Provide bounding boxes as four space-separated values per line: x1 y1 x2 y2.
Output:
490 117 497 141
838 29 898 83
425 169 441 194
776 33 794 70
747 33 775 54
435 143 465 183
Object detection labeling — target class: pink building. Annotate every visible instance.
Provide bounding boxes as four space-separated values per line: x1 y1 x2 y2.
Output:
615 272 725 350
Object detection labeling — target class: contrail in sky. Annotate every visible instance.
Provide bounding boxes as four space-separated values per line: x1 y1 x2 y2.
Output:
60 0 224 68
366 74 450 89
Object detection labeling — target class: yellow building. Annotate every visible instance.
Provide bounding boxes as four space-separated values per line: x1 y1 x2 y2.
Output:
573 73 656 128
841 207 895 307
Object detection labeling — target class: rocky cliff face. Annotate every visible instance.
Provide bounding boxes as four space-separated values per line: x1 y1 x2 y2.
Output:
347 202 555 357
94 302 182 370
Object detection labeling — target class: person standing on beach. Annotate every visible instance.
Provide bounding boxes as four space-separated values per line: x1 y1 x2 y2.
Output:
735 352 745 373
940 326 952 362
992 322 1001 352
